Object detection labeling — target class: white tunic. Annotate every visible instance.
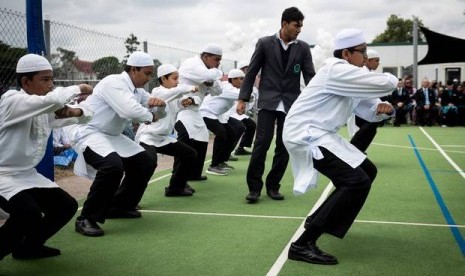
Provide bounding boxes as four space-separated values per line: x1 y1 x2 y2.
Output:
177 55 223 142
69 72 158 179
0 87 92 200
283 58 398 195
199 81 239 123
228 87 258 121
135 84 195 147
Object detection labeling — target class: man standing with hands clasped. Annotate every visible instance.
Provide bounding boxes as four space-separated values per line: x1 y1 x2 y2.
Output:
283 29 397 265
237 6 315 203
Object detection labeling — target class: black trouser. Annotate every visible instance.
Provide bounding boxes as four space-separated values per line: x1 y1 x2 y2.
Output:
0 188 77 257
350 116 378 152
307 147 377 239
247 109 288 193
415 105 439 126
175 121 208 179
80 147 156 223
227 117 246 151
203 117 236 167
141 141 197 191
237 117 256 149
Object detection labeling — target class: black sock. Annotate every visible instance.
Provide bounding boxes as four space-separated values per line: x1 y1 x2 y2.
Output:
295 225 323 246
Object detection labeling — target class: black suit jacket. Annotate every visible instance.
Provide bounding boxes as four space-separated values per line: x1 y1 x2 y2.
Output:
238 33 315 113
414 88 437 106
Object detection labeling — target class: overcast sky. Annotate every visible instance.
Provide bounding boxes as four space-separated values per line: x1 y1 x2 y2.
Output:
3 0 465 61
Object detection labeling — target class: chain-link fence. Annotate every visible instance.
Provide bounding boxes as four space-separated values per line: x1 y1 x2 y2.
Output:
0 7 236 94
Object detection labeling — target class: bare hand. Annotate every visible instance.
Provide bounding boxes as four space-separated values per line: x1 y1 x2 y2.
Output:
78 84 93 94
376 103 394 115
55 105 83 118
236 100 246 115
181 98 193 107
148 97 166 108
191 86 199 93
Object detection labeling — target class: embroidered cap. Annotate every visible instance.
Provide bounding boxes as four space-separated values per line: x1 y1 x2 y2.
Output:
333 28 366 50
16 54 53 73
237 60 249 70
157 64 177 77
228 69 245 79
202 43 223 56
367 49 379 59
127 51 154 67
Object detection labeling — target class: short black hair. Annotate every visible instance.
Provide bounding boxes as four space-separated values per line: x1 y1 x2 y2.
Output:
16 71 39 88
124 65 142 73
158 72 175 84
281 7 304 23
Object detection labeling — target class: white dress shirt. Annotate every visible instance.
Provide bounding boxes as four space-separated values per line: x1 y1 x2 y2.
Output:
69 72 157 179
177 55 223 142
283 57 398 195
199 81 239 123
0 86 92 200
135 84 195 147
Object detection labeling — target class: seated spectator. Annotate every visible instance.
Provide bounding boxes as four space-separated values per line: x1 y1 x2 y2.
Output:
414 78 438 126
439 81 459 126
53 127 78 167
390 79 413 126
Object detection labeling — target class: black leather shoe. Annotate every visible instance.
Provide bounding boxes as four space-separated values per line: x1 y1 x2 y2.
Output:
75 218 104 237
245 191 260 203
288 242 338 265
12 244 61 260
106 208 142 219
267 190 284 200
235 148 252 155
186 184 196 193
165 187 193 197
189 175 207 181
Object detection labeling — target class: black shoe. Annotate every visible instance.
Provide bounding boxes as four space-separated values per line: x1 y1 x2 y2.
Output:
165 187 193 197
235 148 252 155
245 191 260 203
189 175 208 181
186 184 196 193
228 155 239 161
267 190 284 200
75 218 104 237
288 242 338 265
106 208 142 219
12 244 61 260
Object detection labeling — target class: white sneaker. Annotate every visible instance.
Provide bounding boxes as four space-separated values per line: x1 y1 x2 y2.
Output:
206 166 228 176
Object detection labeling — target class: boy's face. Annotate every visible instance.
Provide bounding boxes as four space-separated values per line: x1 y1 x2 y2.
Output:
130 66 154 88
22 70 54 96
161 71 179 89
231 77 244 89
202 54 222 69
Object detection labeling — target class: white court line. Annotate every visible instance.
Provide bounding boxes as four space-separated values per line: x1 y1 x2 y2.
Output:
266 182 334 276
420 127 465 180
139 209 465 228
371 142 465 154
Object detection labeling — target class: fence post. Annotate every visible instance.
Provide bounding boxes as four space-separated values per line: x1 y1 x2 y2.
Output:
26 0 55 181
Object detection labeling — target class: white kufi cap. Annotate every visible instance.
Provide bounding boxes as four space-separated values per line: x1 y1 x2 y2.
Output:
228 69 245 79
237 60 249 70
157 64 177 77
127 51 154 67
202 43 223 56
333 28 366 50
16 54 52 73
367 49 379 59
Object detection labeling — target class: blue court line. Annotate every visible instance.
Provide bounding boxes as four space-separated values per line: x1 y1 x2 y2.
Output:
408 135 465 257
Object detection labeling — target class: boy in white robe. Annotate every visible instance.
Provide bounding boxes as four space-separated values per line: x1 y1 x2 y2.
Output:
0 54 92 260
176 43 223 181
72 52 166 237
283 29 397 265
135 64 198 196
199 69 245 175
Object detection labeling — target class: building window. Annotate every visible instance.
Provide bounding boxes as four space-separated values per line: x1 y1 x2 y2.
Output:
383 67 398 76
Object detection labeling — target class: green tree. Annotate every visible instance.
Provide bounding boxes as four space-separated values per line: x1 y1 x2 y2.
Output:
50 47 78 81
123 33 140 64
372 15 425 43
92 56 122 79
0 41 27 93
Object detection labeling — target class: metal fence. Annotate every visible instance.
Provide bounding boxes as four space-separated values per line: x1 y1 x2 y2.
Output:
0 7 236 94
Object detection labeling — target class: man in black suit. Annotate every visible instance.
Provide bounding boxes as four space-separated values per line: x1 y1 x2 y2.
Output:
237 7 315 203
390 79 413 126
414 78 438 126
